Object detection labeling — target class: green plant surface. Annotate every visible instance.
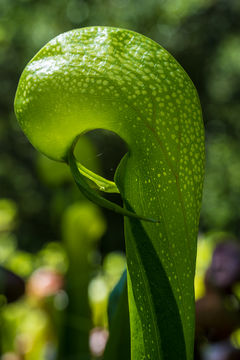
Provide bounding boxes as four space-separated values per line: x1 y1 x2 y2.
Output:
104 269 130 360
14 27 205 359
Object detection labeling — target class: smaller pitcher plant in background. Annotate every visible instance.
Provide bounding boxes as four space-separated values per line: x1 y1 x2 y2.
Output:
14 27 205 360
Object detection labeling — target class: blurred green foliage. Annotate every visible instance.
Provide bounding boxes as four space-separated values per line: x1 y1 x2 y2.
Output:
60 201 106 357
1 0 240 359
0 199 17 232
195 231 236 300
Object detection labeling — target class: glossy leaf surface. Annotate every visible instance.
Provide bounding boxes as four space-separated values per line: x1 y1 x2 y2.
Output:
104 270 130 360
14 27 205 359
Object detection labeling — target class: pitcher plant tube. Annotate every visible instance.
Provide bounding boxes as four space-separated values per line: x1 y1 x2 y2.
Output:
14 27 205 360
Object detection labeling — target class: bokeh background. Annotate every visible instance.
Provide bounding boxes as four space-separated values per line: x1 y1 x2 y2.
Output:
1 1 240 359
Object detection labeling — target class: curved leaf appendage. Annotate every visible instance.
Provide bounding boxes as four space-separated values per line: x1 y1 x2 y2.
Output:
14 27 205 360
